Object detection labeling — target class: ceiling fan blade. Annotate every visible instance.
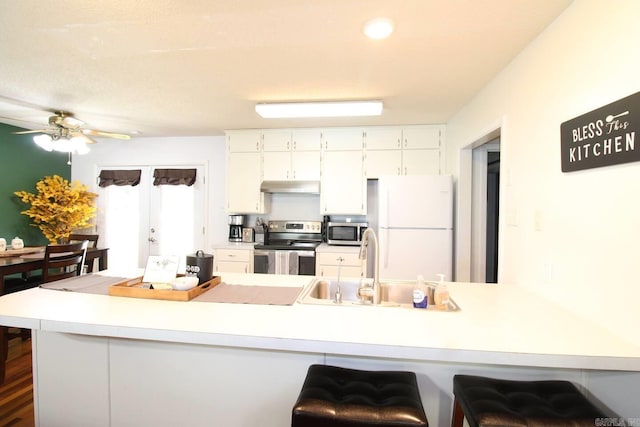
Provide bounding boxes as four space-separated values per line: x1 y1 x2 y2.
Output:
12 129 53 135
69 131 97 144
81 129 131 140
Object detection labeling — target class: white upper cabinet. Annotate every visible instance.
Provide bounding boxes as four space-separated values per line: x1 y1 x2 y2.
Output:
321 129 366 214
263 129 321 181
364 125 443 177
262 129 292 152
226 131 269 214
228 130 261 152
225 125 444 214
292 128 322 151
364 127 402 150
402 126 440 149
322 128 364 151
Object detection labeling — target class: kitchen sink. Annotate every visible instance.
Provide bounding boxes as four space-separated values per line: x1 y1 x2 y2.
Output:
297 278 459 311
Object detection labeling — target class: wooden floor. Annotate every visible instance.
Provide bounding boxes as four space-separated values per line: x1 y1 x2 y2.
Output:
0 333 34 427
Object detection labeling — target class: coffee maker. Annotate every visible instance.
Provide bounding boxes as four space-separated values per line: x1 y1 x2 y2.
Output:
228 215 245 242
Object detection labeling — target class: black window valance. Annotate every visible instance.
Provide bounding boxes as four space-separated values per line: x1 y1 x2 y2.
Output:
98 169 142 187
153 168 197 186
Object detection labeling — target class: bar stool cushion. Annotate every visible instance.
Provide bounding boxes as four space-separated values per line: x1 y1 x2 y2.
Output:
453 374 606 427
292 364 428 427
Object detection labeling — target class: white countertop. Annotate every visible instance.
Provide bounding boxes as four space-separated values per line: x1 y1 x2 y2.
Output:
1 272 638 371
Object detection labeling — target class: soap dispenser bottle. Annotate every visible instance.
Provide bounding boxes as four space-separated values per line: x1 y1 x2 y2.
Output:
433 274 450 309
413 275 428 308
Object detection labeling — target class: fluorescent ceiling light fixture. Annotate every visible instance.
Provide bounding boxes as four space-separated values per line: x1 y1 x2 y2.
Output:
363 18 394 40
256 101 383 118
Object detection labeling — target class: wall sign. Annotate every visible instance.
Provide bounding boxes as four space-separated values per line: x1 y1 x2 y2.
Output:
560 91 639 172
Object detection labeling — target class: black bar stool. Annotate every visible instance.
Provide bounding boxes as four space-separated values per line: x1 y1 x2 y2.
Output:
451 374 607 427
292 364 428 427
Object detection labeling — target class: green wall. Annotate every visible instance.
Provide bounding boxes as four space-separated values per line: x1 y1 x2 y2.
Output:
0 123 70 245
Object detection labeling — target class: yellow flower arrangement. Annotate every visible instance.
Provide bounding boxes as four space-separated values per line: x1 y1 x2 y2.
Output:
14 175 98 244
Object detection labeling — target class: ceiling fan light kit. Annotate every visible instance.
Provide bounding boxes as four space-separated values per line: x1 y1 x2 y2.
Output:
255 100 383 118
33 133 90 155
12 111 130 155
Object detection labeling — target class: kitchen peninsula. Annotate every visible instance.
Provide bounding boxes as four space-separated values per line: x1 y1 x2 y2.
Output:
0 272 638 427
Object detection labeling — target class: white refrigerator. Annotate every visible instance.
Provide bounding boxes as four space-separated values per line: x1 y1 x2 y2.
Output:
377 175 453 281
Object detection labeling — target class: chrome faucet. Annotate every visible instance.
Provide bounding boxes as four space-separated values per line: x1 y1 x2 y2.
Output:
357 228 380 304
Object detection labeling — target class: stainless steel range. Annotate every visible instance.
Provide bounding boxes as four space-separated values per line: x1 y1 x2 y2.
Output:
253 220 322 275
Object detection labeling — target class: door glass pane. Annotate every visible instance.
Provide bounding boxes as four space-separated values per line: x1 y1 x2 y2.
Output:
100 184 141 272
154 184 195 257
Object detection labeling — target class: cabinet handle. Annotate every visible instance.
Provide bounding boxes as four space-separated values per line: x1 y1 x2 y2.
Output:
287 141 290 150
286 170 289 179
398 138 401 148
293 170 296 179
404 138 407 148
397 167 400 175
404 167 407 175
293 141 297 150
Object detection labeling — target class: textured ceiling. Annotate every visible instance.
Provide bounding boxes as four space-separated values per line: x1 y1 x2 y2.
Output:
0 0 571 138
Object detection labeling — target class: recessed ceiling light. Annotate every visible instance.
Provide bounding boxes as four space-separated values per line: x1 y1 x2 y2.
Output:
363 18 394 40
255 101 383 118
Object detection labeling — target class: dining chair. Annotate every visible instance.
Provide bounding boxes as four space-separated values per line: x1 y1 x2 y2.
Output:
68 234 99 272
42 240 89 283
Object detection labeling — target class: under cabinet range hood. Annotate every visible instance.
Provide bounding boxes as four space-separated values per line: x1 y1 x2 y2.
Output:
260 180 320 194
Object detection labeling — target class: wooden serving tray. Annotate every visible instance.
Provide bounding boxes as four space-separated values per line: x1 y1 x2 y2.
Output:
108 275 221 301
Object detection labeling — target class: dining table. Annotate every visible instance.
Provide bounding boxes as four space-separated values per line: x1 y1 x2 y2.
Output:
0 246 109 294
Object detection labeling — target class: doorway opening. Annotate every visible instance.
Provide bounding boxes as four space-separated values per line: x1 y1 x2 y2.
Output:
469 134 501 283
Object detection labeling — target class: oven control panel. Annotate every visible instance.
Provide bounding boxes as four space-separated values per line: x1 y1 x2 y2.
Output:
268 220 322 234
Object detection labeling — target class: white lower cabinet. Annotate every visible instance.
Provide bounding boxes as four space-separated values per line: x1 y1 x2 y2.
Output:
316 249 365 279
213 248 253 273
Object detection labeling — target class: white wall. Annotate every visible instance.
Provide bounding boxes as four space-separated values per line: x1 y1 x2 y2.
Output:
446 0 640 341
71 136 228 250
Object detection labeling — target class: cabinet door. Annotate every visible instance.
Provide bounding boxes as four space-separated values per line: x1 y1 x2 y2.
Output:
263 151 291 181
317 265 364 279
262 130 292 152
292 129 322 151
214 260 249 273
402 149 440 175
292 151 320 181
365 127 402 150
322 129 364 151
402 126 441 150
365 150 402 178
321 150 365 214
226 152 264 213
227 130 261 152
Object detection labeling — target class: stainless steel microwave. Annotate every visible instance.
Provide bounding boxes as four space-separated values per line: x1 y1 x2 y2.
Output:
326 222 368 246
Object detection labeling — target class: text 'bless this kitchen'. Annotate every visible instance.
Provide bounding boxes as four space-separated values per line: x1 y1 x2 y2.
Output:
561 91 639 172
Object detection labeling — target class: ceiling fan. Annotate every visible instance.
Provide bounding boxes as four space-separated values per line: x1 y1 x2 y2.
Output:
12 111 130 154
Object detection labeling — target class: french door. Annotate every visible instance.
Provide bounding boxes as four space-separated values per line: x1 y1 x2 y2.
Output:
96 165 205 272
